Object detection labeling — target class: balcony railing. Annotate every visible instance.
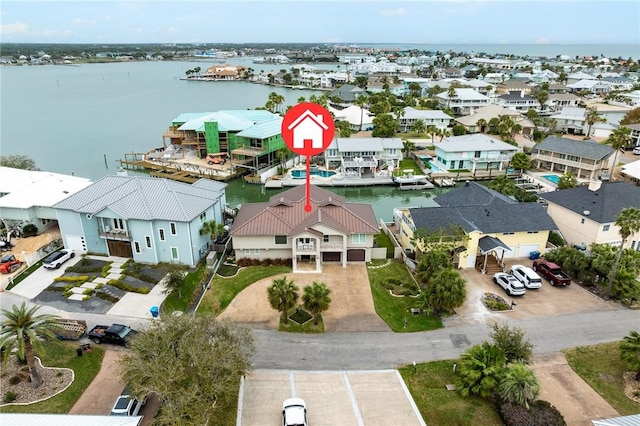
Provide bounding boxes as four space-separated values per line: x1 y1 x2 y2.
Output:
99 229 131 240
296 244 316 252
533 154 600 170
471 154 513 163
320 242 344 249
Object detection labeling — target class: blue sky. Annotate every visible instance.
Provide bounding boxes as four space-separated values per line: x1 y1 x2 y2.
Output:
1 1 639 45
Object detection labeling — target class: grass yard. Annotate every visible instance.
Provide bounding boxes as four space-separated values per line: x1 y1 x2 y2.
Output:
367 260 442 332
197 266 291 316
374 231 395 258
0 341 105 414
400 360 502 426
161 263 208 314
396 159 422 175
279 308 325 333
564 342 640 416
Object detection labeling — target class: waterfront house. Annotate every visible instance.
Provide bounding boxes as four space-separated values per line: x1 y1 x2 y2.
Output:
549 107 589 135
327 84 367 109
530 136 614 180
538 181 640 250
454 104 535 136
547 93 581 112
394 182 557 271
53 175 227 267
328 105 374 131
431 134 520 173
203 65 244 80
230 185 379 272
620 160 640 186
0 167 92 235
436 88 491 115
495 91 540 112
567 79 611 95
324 137 403 173
395 107 453 132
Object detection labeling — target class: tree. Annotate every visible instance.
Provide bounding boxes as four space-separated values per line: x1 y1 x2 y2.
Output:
200 220 225 243
476 118 487 133
0 302 60 387
531 86 549 111
267 276 299 325
620 106 640 125
412 119 426 135
336 120 353 138
372 113 399 137
452 124 466 136
401 139 415 159
415 249 452 286
446 86 456 108
408 82 421 98
354 95 368 131
302 281 332 326
510 152 531 174
557 172 578 189
276 146 291 171
606 207 640 299
489 175 517 196
0 155 39 170
607 126 632 172
355 75 368 89
455 341 506 398
438 128 451 142
620 330 640 380
585 107 606 138
119 314 254 425
426 125 438 144
499 363 540 409
162 269 186 299
422 268 466 316
488 321 534 364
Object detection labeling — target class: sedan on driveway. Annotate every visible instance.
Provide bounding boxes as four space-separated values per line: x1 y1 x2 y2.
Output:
282 398 308 426
43 249 75 269
493 272 526 296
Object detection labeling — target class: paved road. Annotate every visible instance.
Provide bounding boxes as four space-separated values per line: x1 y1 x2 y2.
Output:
3 290 637 370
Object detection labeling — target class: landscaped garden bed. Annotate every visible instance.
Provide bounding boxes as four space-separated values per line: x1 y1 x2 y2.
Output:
481 292 512 311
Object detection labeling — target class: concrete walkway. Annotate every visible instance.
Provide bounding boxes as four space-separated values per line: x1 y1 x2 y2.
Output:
69 350 126 415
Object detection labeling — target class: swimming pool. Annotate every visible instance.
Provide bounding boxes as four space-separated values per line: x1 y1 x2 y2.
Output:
542 174 561 184
419 157 448 173
291 169 337 179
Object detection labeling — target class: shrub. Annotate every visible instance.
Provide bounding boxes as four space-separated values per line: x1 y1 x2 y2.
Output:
236 258 292 267
107 279 150 294
83 288 93 295
22 224 38 237
548 231 565 247
3 391 17 403
96 292 120 303
8 375 22 385
54 275 90 283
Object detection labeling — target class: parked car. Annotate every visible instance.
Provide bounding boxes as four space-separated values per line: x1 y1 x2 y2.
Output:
88 324 138 346
43 249 75 269
282 398 308 426
633 146 640 155
110 385 144 417
532 258 572 286
510 265 543 289
493 272 526 296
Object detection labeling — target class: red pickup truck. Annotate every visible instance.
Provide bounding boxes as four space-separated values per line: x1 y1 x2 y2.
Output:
532 259 572 286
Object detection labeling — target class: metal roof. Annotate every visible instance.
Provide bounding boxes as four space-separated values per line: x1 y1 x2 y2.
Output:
176 110 280 133
531 136 614 161
53 175 226 222
400 107 453 120
437 134 520 153
434 181 516 207
237 117 283 139
592 414 640 426
0 414 142 426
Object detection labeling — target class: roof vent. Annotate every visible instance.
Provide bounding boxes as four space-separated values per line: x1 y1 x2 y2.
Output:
583 210 590 216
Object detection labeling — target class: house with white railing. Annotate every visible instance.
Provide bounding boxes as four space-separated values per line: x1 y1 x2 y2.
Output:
432 134 519 173
436 88 491 115
324 137 403 174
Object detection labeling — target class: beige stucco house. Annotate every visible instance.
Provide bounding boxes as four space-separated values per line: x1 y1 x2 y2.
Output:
230 185 379 273
538 181 640 250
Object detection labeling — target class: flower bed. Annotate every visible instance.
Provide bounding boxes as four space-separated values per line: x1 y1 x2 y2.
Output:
481 292 511 311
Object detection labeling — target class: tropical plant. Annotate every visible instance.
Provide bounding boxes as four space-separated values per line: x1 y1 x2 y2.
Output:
426 125 438 144
0 303 60 387
354 95 368 131
276 146 291 171
302 281 332 326
607 126 632 170
422 268 466 316
557 172 578 189
415 249 452 286
0 155 39 170
336 120 353 138
412 119 426 134
620 330 640 380
438 128 451 142
531 86 549 111
499 362 540 409
585 107 606 138
606 207 640 299
372 113 399 137
267 276 299 325
489 321 534 364
455 341 506 398
620 106 640 125
401 139 416 159
446 86 456 108
476 118 487 133
489 175 517 196
200 220 226 242
162 269 186 299
510 152 531 174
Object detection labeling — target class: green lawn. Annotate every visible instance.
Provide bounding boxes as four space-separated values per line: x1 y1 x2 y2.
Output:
396 159 423 175
367 260 442 332
374 231 395 258
197 266 291 316
564 342 640 416
400 360 502 426
161 263 208 314
0 341 105 414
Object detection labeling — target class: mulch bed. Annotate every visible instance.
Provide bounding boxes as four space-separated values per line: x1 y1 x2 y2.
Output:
0 357 73 406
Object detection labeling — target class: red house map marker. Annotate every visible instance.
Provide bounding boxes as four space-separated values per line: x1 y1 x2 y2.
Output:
281 102 335 212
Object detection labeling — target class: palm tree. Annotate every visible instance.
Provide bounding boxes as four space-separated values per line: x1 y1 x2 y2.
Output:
438 128 451 142
276 146 290 171
476 118 487 133
200 220 225 243
607 127 632 176
422 268 466 316
499 363 540 409
585 107 606 138
401 139 415 159
354 95 368 132
510 152 531 175
426 125 438 144
412 120 426 135
489 175 517 196
446 86 456 108
455 342 505 398
0 302 60 387
302 281 332 326
488 117 500 134
267 276 299 325
606 207 640 299
620 330 640 380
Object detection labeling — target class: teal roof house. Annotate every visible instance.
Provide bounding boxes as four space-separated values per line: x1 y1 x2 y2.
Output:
53 175 227 267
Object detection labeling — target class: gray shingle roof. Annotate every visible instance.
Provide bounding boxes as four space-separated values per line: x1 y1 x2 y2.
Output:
53 175 226 222
531 136 614 161
409 202 557 234
538 182 640 224
434 181 516 207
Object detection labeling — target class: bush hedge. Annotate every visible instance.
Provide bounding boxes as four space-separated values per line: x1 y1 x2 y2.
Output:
500 400 566 426
236 258 292 267
107 279 151 294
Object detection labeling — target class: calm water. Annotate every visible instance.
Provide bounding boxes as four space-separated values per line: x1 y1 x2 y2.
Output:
1 60 442 221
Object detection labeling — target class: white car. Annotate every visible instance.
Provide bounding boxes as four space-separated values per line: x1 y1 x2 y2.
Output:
43 249 75 269
282 398 308 426
109 386 144 417
633 146 640 155
493 272 526 296
510 265 543 289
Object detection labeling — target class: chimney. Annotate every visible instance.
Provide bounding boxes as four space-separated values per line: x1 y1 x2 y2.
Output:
588 179 602 192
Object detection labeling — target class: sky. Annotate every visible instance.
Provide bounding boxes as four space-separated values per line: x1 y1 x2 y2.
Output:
1 0 639 45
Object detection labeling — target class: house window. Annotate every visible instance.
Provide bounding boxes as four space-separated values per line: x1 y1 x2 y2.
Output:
171 247 179 260
581 218 585 224
323 235 330 243
527 231 539 234
113 218 124 230
200 212 207 221
244 249 251 255
603 224 610 232
145 236 152 249
502 232 515 235
275 235 287 244
134 241 141 253
170 222 177 235
254 249 260 254
352 234 366 244
474 151 481 158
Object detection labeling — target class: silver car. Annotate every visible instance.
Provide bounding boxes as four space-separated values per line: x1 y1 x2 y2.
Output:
493 272 526 296
282 398 308 426
43 249 75 269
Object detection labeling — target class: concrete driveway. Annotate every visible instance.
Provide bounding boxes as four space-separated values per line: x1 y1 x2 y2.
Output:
239 369 425 426
217 263 389 332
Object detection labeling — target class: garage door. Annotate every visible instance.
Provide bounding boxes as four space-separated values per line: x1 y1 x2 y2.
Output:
322 252 341 262
107 240 133 258
347 249 365 261
518 244 540 258
66 235 87 254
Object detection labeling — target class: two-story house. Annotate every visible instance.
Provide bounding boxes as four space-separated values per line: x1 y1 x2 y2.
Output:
538 181 640 250
549 107 588 135
432 134 519 174
436 88 491 115
530 136 615 181
53 175 227 267
324 137 403 174
495 91 540 112
395 107 453 132
230 185 379 273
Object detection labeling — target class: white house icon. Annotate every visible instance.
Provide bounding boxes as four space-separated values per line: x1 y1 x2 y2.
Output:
287 109 329 149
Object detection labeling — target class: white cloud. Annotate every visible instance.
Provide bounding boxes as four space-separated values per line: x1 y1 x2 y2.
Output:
0 22 28 35
167 26 179 34
379 8 406 16
72 18 97 25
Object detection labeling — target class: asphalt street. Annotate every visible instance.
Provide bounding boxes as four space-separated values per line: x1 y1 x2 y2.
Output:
2 290 637 370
